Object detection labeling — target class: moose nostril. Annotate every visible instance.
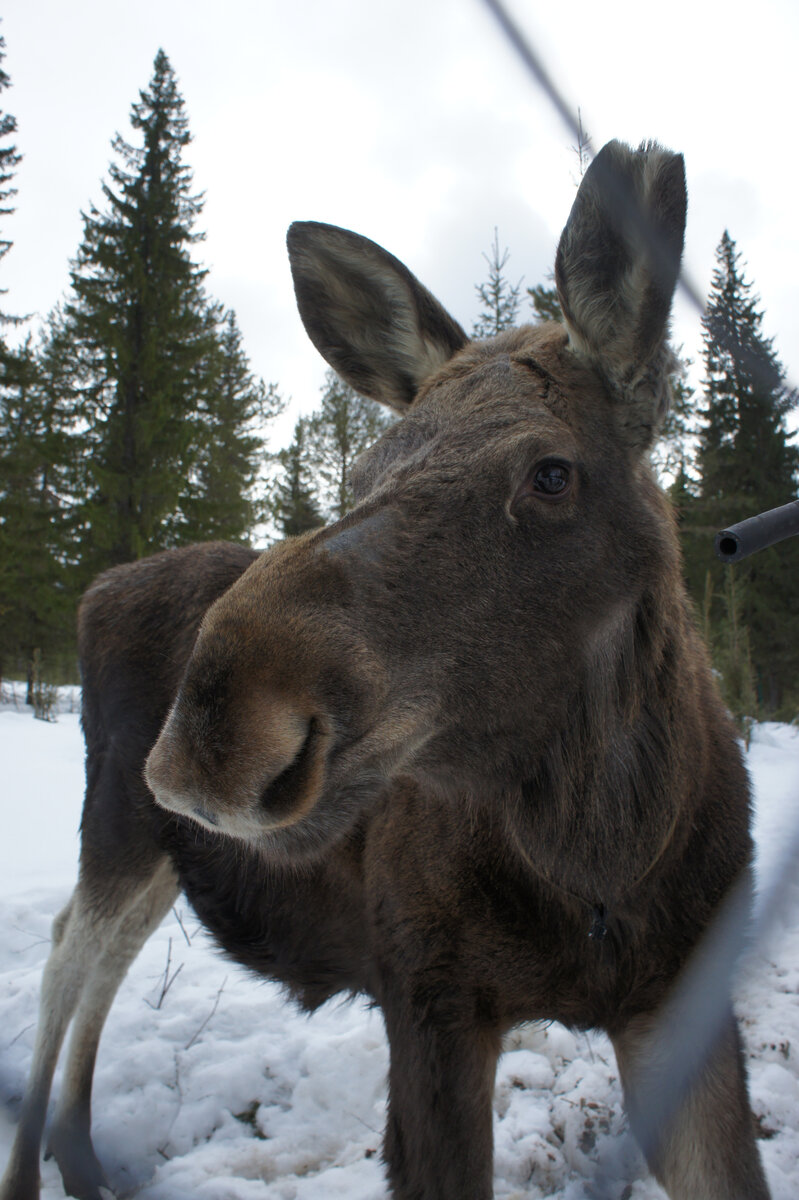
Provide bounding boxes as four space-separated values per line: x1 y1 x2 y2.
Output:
145 694 325 829
259 717 326 819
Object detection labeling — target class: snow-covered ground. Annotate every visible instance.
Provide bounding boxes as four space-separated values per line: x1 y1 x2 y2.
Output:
1 691 797 1199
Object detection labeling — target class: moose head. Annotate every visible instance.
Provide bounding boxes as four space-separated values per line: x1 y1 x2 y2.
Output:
145 141 687 881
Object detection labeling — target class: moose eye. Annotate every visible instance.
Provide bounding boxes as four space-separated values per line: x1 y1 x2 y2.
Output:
509 458 575 517
532 462 571 496
510 459 574 516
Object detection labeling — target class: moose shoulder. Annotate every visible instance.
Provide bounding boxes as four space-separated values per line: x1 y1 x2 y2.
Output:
1 141 770 1200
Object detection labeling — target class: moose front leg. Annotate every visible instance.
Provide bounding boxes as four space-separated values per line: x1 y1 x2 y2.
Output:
380 989 501 1200
0 858 178 1200
45 859 179 1200
612 1011 770 1200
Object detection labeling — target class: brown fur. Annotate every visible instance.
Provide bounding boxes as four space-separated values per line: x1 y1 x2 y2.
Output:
1 142 769 1200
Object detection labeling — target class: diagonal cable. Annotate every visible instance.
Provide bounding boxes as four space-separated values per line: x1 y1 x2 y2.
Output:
478 0 798 411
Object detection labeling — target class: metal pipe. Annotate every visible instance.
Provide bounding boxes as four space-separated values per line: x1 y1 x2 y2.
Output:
714 499 799 563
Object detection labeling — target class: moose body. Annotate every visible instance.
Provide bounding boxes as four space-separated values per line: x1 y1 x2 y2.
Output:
2 141 770 1200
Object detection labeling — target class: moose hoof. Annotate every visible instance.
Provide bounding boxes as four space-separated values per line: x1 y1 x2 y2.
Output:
45 1124 111 1200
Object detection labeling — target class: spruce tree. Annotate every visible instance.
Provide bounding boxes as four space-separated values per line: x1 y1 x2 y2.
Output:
0 27 22 681
0 328 86 684
527 282 562 324
0 26 20 321
307 370 393 520
472 229 522 338
272 417 324 537
686 231 799 715
179 310 283 543
697 232 797 504
51 50 249 575
0 345 52 680
0 31 75 684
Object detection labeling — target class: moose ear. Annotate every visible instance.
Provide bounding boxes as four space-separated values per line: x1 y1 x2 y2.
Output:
287 222 469 412
555 140 686 452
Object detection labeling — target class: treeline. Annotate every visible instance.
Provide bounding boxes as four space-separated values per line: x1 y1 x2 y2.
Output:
0 48 280 685
272 369 393 537
677 232 799 724
479 229 799 724
0 44 390 691
1 35 796 723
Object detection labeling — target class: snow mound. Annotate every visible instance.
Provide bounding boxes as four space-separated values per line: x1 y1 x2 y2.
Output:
1 702 797 1198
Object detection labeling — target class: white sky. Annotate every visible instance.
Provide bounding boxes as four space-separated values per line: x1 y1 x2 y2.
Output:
3 0 799 447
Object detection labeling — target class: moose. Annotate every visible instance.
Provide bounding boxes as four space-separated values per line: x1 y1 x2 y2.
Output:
1 140 770 1200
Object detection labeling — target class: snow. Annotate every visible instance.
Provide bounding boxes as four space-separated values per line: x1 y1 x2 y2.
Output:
1 693 797 1199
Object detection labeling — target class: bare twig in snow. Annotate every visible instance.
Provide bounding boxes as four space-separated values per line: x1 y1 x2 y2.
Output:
185 977 227 1050
8 1023 34 1049
144 937 184 1010
172 907 193 947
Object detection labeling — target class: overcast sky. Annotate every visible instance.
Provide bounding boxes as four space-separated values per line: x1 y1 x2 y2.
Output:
3 0 799 446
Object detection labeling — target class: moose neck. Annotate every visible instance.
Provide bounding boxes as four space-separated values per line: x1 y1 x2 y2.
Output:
510 576 702 920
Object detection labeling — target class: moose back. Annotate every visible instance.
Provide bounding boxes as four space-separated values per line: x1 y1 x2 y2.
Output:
1 140 769 1200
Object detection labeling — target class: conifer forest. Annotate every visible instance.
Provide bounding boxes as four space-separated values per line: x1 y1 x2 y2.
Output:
0 41 797 724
